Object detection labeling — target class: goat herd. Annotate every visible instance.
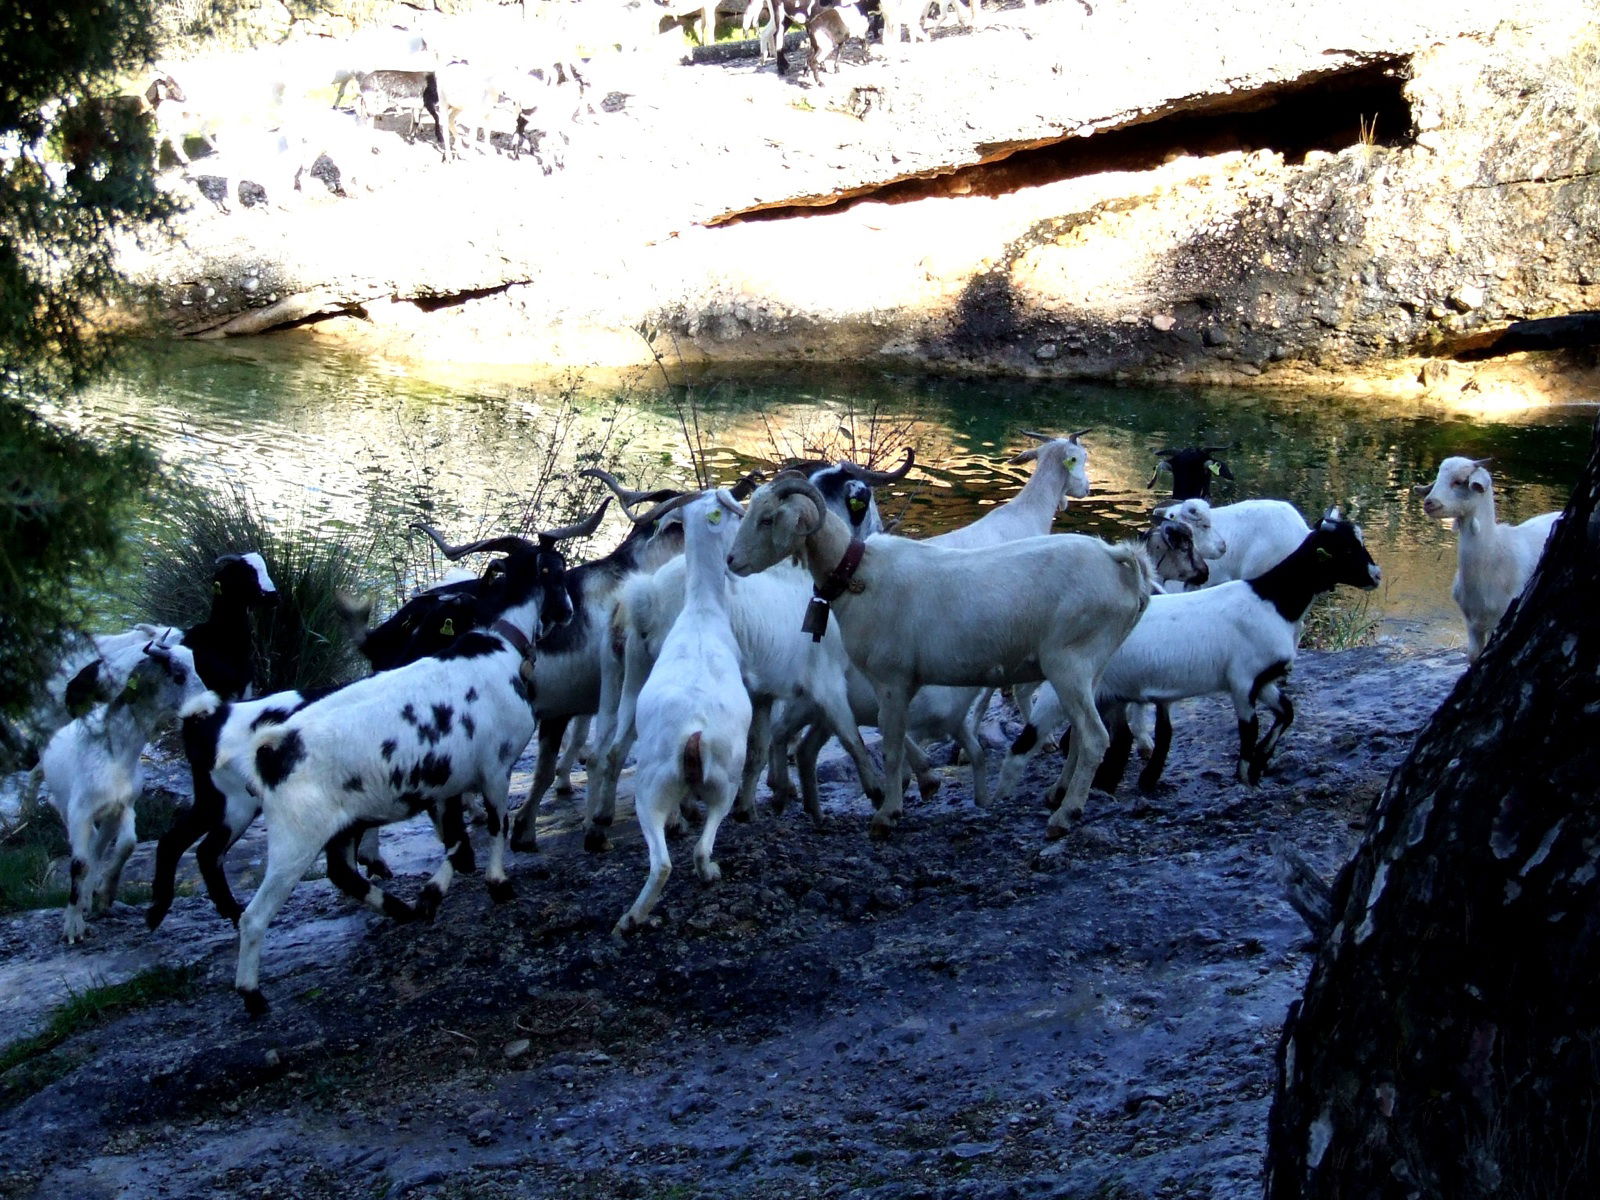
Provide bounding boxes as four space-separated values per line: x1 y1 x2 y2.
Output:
21 435 1561 1014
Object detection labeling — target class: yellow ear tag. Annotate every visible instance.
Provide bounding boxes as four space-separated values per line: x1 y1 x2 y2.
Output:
440 618 455 637
707 509 723 526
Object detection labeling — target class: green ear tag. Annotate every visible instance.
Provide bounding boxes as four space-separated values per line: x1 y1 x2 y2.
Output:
707 509 723 526
1207 461 1222 476
213 581 223 596
440 618 455 637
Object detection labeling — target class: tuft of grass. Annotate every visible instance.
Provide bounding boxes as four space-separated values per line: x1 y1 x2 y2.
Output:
0 964 200 1103
124 480 372 693
0 789 69 916
1301 590 1382 651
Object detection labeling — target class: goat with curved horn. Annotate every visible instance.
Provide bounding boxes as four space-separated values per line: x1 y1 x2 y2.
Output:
766 471 831 536
409 523 524 562
538 498 612 547
843 448 915 486
627 492 699 528
580 467 678 510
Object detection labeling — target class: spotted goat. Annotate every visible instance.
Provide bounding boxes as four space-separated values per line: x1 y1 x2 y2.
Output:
217 504 604 1015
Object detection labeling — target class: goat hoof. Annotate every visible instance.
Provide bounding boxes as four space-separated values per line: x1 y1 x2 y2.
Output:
917 776 941 800
732 807 754 824
239 987 270 1018
361 857 394 881
510 834 539 854
144 905 168 932
553 782 575 796
1044 822 1070 842
583 829 612 854
486 878 516 904
413 884 443 923
868 815 897 841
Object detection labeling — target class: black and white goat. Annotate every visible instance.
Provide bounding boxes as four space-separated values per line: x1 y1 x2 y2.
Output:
32 552 275 752
728 473 1152 838
38 643 217 943
219 507 603 1014
1149 446 1234 502
999 511 1381 795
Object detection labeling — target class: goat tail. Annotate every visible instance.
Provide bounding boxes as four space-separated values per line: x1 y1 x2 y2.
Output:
179 691 222 722
1111 539 1157 599
682 731 705 789
214 724 290 787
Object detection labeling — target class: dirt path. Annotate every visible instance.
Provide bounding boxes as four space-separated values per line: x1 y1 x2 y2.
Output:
0 644 1460 1200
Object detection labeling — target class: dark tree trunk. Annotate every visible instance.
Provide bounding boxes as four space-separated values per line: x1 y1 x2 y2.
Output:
1267 414 1600 1200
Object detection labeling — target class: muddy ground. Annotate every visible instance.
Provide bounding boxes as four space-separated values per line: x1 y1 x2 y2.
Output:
0 643 1462 1199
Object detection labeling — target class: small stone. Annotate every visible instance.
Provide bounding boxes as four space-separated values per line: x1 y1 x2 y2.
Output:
1034 342 1058 361
504 1038 531 1061
1203 325 1231 347
1150 313 1176 332
1448 285 1485 312
264 1049 281 1068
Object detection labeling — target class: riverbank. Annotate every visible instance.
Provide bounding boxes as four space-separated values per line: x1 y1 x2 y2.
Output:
0 642 1463 1199
119 0 1600 401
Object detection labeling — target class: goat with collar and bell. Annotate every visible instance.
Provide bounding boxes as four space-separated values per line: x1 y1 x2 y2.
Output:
729 471 1153 840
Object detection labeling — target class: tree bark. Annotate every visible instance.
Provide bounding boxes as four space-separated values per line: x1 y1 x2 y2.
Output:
1266 413 1600 1198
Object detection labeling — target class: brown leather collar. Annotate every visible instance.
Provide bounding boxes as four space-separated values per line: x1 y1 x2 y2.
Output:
492 619 534 661
816 539 867 603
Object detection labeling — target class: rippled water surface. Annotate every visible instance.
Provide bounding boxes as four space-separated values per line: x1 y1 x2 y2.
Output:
59 336 1598 646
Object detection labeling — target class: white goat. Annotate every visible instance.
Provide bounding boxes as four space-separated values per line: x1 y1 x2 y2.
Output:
729 473 1152 838
586 506 886 850
999 511 1382 795
776 430 1093 811
614 491 752 937
39 643 217 943
220 511 600 1014
1416 456 1561 661
1155 498 1310 589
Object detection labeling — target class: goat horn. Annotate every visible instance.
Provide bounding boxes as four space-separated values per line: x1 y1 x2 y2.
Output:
844 448 915 485
1069 428 1091 441
539 498 612 545
580 466 674 509
410 522 530 561
729 468 766 501
766 471 829 536
628 491 699 527
1470 456 1495 469
1020 430 1055 443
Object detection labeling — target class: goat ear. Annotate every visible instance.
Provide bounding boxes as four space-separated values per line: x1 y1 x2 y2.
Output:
1412 482 1432 495
1146 466 1164 488
1470 479 1487 493
1009 448 1039 465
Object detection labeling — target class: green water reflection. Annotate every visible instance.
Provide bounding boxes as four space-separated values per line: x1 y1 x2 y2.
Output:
57 336 1598 647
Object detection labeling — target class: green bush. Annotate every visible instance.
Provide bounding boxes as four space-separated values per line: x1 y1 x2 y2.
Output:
126 481 372 694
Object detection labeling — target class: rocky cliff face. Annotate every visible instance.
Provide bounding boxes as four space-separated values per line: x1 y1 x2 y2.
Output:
127 0 1600 398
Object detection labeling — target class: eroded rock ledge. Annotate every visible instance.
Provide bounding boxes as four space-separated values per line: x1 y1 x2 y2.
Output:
126 0 1600 401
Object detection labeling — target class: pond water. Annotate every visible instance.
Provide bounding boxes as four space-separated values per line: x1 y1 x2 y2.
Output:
55 335 1598 647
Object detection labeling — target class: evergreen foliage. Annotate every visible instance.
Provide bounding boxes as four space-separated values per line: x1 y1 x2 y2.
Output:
0 0 171 752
